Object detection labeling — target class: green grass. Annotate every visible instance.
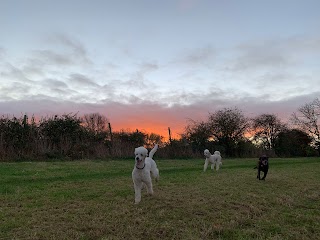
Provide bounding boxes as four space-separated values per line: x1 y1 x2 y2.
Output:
1 157 319 240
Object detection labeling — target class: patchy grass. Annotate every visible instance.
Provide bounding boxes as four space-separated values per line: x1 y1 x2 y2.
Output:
1 157 319 239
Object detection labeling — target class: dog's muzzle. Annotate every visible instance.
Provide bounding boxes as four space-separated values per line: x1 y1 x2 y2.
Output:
135 157 143 166
135 157 145 169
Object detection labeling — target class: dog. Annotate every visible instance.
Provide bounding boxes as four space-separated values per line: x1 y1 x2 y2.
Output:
255 155 269 180
132 144 159 204
203 149 222 172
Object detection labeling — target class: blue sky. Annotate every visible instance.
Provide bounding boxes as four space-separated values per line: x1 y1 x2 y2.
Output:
1 0 320 137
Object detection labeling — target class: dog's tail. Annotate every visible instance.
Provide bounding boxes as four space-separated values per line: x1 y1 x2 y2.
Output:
148 144 158 159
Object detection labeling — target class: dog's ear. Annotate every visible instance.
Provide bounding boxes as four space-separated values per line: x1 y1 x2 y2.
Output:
144 148 148 156
134 148 138 155
134 147 143 155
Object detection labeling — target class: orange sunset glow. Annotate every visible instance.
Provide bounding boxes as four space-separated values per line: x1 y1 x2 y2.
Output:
112 121 182 140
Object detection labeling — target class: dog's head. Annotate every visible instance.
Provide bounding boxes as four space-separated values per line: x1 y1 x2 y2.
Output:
134 146 148 165
259 155 269 166
204 149 211 158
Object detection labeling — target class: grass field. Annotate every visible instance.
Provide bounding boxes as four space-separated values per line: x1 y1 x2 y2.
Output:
1 157 319 240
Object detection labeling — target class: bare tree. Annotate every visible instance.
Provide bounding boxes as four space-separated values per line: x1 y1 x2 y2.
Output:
252 114 286 150
291 98 320 152
82 113 109 134
145 132 164 148
182 119 211 153
208 108 250 156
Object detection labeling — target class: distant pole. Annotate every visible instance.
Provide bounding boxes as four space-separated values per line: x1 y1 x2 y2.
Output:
168 127 172 144
23 114 27 127
108 122 113 155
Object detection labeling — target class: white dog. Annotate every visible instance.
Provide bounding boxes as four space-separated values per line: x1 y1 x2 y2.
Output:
203 149 222 172
132 144 159 204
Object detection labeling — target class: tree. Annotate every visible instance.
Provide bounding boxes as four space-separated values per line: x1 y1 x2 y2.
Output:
207 108 250 157
82 113 109 134
0 115 36 158
115 129 147 147
274 129 313 157
145 133 164 148
182 119 211 153
252 114 286 150
81 113 111 145
236 139 260 158
39 114 84 156
291 98 320 153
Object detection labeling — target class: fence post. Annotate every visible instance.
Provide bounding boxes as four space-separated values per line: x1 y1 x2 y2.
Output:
108 122 113 156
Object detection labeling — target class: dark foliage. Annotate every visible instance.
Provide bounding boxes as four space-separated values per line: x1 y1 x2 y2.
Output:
274 129 316 157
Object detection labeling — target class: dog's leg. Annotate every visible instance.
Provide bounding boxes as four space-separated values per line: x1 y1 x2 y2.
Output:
216 161 220 171
261 168 268 180
211 163 214 170
204 159 209 172
151 168 159 182
133 181 143 204
144 178 154 196
258 168 261 180
150 162 159 182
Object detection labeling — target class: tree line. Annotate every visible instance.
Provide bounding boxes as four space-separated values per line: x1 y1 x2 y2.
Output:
0 98 319 161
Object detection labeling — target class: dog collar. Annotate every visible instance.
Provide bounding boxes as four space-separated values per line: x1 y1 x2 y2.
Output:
136 164 145 170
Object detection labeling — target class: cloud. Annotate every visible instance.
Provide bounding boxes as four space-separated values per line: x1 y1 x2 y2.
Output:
228 35 320 72
174 46 215 67
15 34 93 71
111 61 160 96
42 78 69 89
31 50 74 66
139 62 159 72
0 82 31 100
0 47 5 58
68 73 99 87
45 33 92 65
285 35 320 54
229 42 292 72
0 63 36 100
1 63 35 84
0 35 99 102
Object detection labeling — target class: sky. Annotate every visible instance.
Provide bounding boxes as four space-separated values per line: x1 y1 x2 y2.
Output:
1 0 320 139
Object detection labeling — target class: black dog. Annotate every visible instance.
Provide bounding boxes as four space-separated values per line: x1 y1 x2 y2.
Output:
254 155 269 180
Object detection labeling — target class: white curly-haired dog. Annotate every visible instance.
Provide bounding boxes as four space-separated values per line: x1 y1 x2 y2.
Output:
203 149 222 172
132 144 159 204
